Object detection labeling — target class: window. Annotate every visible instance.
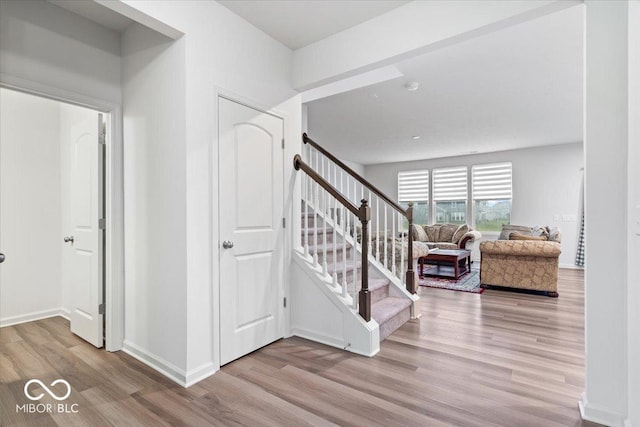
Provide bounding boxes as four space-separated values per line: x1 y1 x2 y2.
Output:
433 167 467 225
398 170 429 227
472 163 512 232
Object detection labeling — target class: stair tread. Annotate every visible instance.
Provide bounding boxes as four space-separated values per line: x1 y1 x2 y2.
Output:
326 260 361 274
303 227 333 234
307 242 352 253
371 297 412 325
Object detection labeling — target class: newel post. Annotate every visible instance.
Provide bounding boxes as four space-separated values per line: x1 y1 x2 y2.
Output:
358 199 371 321
405 202 417 294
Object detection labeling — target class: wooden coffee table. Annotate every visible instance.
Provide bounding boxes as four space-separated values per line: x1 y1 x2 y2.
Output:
419 249 472 280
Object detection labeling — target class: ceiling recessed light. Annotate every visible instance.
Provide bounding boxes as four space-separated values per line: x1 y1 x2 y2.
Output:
411 135 421 140
405 81 420 92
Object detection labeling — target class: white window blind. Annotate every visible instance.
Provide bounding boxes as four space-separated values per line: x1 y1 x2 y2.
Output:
398 170 429 202
472 163 512 200
432 167 467 201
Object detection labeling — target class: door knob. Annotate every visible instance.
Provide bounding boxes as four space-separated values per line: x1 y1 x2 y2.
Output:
64 236 74 244
222 240 234 249
0 253 4 263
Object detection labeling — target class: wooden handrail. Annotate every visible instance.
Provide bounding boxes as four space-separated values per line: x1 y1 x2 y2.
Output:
303 133 408 218
301 134 416 295
294 155 361 219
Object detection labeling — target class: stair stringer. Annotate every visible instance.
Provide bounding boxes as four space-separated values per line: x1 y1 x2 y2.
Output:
290 250 380 357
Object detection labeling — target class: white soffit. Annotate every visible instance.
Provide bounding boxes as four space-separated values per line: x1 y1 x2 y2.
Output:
48 0 134 33
306 4 584 165
301 66 404 103
217 0 410 50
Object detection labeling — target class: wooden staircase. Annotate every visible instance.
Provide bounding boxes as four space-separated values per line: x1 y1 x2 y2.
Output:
302 211 412 341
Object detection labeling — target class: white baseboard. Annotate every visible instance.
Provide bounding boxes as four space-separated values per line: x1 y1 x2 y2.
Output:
0 308 69 327
122 341 216 388
579 393 626 427
291 327 346 351
184 362 217 388
59 308 71 320
560 264 585 270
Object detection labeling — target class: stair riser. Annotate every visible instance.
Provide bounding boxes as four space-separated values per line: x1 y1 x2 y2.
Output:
378 306 411 341
370 285 389 305
314 249 354 265
303 232 336 246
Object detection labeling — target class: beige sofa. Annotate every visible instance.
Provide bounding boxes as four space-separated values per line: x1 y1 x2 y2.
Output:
411 223 481 253
479 240 561 297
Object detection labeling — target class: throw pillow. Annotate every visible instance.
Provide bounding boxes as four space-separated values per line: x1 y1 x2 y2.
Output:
411 224 428 242
452 224 469 243
438 224 458 243
509 233 547 241
531 226 550 239
548 227 562 243
498 224 532 240
424 225 440 242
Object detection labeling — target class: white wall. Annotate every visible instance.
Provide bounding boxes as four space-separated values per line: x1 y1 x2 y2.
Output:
0 0 121 105
582 2 630 426
628 2 640 424
0 89 62 325
119 0 299 384
364 142 583 266
121 23 188 375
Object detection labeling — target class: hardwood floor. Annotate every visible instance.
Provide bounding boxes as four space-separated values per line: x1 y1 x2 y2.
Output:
1 269 599 426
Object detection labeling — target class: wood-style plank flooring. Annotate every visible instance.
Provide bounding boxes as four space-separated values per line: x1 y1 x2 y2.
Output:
1 269 599 426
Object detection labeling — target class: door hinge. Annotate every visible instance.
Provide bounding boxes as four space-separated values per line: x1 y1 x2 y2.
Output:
98 303 105 315
99 218 106 230
282 217 286 228
99 132 106 145
282 138 285 149
283 297 287 308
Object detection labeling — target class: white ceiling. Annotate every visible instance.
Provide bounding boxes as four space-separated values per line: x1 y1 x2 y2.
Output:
48 0 134 33
217 0 410 50
306 5 584 165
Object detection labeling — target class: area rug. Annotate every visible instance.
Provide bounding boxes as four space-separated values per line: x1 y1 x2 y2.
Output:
418 269 484 294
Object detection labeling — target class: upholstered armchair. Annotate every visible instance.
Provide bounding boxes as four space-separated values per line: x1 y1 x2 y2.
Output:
479 240 561 297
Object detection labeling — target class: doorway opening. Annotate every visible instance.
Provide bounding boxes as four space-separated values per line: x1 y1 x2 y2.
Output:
0 87 109 348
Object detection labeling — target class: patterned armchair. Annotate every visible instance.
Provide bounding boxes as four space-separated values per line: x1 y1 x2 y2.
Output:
479 240 561 297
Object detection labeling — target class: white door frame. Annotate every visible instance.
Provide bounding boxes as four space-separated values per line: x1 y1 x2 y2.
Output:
213 87 288 369
0 74 125 351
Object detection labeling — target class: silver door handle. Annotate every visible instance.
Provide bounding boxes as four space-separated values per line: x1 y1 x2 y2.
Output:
222 240 234 249
64 236 74 243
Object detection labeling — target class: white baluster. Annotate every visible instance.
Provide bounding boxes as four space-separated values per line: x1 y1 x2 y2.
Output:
303 144 310 257
341 204 348 298
401 214 406 284
352 210 358 310
313 149 319 267
392 210 397 277
321 157 328 276
376 197 380 262
384 206 388 269
332 194 338 288
368 190 373 256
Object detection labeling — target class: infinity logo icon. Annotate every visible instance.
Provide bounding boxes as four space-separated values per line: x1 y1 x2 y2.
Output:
24 379 72 401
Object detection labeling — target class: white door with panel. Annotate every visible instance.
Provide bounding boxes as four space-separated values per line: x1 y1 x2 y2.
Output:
66 113 104 348
219 97 284 365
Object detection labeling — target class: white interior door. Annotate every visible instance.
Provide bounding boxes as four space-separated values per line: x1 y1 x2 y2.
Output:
66 113 104 348
219 97 284 365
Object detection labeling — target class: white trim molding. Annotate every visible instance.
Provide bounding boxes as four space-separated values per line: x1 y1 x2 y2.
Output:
580 392 627 427
121 341 217 388
0 309 69 328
